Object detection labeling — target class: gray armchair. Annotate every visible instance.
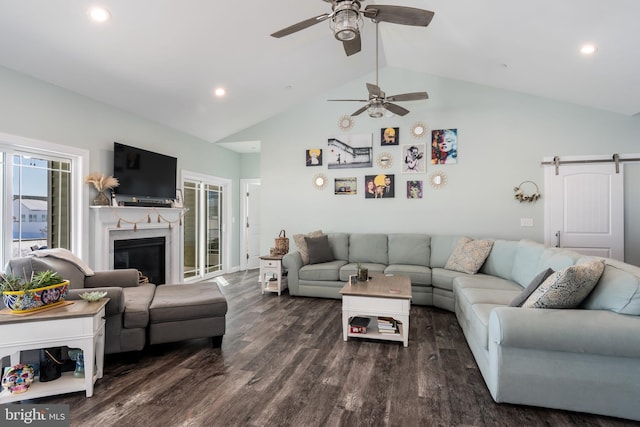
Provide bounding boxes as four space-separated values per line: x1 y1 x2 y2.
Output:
4 255 156 354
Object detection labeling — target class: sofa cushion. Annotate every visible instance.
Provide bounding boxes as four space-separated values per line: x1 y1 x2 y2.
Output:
480 239 518 280
510 239 546 287
509 268 555 307
537 248 582 273
293 230 324 265
300 261 345 281
388 234 430 267
305 235 334 264
523 260 605 309
122 283 156 329
581 262 640 315
348 234 388 265
328 233 349 261
430 235 464 268
445 238 494 274
339 263 386 281
384 264 431 285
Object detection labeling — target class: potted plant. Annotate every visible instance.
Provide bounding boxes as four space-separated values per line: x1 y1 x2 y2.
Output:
1 271 69 313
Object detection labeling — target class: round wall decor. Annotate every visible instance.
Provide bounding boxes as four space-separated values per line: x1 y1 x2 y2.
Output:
377 152 393 169
313 174 328 190
338 115 354 131
411 122 427 139
429 171 447 189
514 180 541 202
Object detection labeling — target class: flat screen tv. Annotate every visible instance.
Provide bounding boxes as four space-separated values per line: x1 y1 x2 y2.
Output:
113 142 177 200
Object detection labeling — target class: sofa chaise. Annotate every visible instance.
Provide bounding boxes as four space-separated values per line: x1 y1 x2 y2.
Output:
283 232 640 421
3 252 227 355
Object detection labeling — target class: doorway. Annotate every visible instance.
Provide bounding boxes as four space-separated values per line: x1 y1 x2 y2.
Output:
240 179 261 270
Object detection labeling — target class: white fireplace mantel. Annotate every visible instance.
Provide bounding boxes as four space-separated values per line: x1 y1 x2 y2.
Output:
89 206 184 283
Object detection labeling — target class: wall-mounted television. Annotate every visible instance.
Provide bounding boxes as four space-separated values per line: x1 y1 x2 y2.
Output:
113 142 177 200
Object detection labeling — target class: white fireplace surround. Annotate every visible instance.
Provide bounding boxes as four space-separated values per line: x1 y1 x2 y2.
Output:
90 206 184 284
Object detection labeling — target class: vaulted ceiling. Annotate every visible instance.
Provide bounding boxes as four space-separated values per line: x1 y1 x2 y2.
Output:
1 1 638 151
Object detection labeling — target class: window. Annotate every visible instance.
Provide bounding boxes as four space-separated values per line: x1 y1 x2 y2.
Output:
182 172 230 281
1 133 89 265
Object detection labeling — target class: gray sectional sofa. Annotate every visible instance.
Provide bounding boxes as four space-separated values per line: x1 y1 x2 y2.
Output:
283 233 640 421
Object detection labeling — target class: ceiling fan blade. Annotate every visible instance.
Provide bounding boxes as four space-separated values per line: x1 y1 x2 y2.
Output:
328 99 369 102
363 5 434 27
383 102 410 116
366 83 383 98
386 92 429 102
271 14 331 38
351 105 370 116
343 33 361 56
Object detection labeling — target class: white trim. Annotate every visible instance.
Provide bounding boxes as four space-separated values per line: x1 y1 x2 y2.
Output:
0 132 89 263
240 178 260 271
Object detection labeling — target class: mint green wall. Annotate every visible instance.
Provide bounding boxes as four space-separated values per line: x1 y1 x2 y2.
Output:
240 153 260 179
222 67 640 266
0 65 243 269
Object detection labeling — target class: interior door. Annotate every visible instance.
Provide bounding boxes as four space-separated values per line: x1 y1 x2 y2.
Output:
240 179 261 270
544 162 624 260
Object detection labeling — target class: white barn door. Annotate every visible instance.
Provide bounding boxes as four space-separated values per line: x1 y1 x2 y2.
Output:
544 162 624 260
240 179 261 270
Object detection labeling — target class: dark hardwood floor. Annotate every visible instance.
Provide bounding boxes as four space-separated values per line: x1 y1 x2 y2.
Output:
27 270 637 426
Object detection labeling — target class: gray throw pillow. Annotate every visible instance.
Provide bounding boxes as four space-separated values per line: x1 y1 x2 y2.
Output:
523 260 606 309
305 235 334 264
509 268 554 307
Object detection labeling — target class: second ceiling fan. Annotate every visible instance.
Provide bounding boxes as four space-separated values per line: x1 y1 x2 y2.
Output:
328 22 429 118
271 0 434 56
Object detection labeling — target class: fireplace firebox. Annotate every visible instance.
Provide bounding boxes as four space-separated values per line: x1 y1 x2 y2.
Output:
114 237 166 285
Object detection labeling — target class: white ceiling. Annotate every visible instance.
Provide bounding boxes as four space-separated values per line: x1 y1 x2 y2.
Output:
1 1 638 153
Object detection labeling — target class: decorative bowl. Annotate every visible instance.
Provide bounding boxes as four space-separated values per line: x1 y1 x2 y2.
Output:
1 364 35 394
2 281 69 313
79 291 107 302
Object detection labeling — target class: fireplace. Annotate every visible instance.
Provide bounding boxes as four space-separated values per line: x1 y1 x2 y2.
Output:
114 237 166 285
90 206 184 284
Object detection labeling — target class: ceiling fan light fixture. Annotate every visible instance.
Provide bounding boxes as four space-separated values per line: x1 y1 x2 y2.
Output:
367 100 385 118
331 8 362 41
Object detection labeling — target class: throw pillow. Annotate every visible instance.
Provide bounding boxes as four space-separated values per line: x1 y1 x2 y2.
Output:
293 230 324 264
305 235 335 264
522 259 605 309
444 238 494 274
509 268 555 307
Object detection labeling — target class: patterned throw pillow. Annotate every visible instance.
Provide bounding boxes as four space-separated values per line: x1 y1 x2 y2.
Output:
523 259 605 309
293 230 324 265
444 237 494 274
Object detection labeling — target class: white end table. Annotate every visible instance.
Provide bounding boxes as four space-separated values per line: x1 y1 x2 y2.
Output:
0 299 108 402
259 255 286 295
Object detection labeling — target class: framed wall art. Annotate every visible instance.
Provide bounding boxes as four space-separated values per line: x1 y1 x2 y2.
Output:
328 133 373 169
364 174 394 199
402 143 427 173
334 177 357 195
407 180 423 199
381 127 399 146
306 149 323 166
432 128 458 164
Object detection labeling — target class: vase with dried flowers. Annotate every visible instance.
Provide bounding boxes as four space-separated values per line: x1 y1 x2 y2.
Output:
85 172 119 206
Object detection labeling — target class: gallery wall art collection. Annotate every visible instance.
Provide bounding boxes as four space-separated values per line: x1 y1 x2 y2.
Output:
307 123 458 199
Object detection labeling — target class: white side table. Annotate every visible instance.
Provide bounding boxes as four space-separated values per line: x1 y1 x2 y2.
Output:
0 299 108 402
259 255 286 295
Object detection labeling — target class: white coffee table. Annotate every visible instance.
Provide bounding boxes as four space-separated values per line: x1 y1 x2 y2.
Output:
340 273 412 347
0 299 108 403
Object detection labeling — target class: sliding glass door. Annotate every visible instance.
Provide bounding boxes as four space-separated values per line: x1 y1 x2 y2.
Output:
182 173 230 281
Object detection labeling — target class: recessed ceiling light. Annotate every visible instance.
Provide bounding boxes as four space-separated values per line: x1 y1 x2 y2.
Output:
89 7 111 23
580 44 597 55
214 87 226 97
